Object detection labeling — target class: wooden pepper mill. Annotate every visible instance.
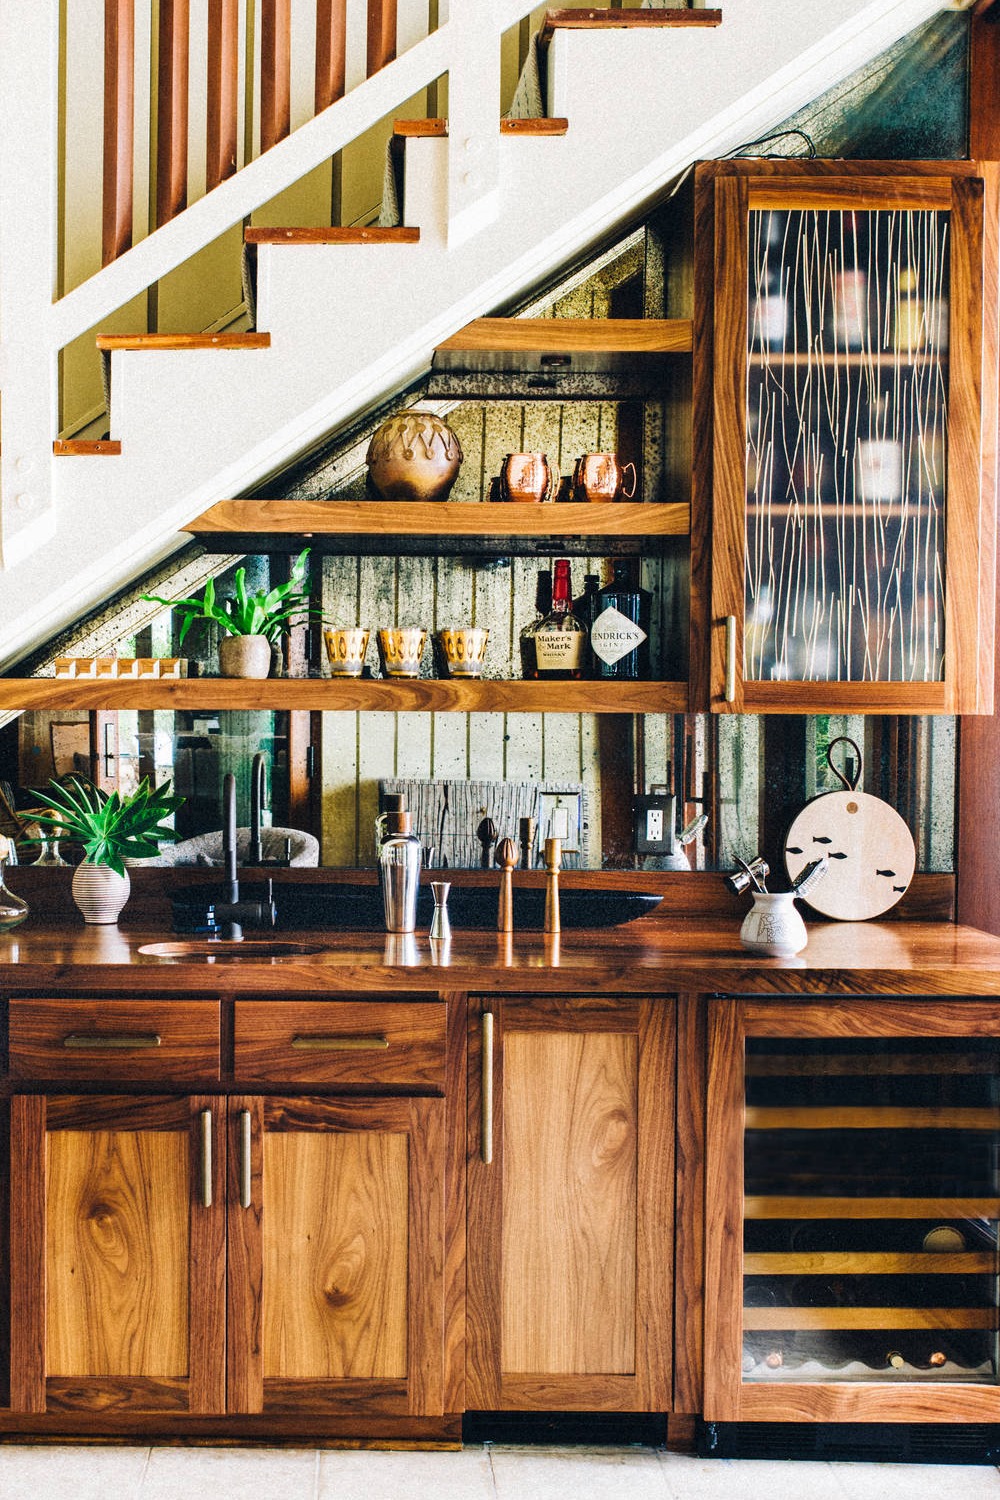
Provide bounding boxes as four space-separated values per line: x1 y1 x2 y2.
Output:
543 835 562 934
496 837 517 934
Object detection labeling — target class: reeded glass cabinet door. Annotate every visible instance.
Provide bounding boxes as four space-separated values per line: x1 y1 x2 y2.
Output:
706 163 994 715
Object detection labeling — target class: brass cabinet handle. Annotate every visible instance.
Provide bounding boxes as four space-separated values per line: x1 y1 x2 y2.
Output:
199 1109 212 1208
481 1011 494 1165
63 1033 162 1049
238 1109 252 1209
290 1034 389 1051
724 615 737 704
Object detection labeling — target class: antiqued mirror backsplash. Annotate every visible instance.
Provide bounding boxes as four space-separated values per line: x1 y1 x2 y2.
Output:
6 701 954 878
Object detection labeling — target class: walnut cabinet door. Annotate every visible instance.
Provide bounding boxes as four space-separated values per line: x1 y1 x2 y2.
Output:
466 996 675 1411
9 1094 226 1415
226 1095 446 1417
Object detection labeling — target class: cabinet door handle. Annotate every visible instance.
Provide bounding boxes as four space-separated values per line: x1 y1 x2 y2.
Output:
724 615 737 704
63 1033 162 1049
290 1034 389 1051
481 1012 494 1165
238 1109 252 1209
199 1109 212 1208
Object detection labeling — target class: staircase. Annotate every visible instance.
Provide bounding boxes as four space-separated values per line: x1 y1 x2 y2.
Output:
0 0 952 671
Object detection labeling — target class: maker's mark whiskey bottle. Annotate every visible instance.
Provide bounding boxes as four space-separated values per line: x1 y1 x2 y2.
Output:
522 557 585 680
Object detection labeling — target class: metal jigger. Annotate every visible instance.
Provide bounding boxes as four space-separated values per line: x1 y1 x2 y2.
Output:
429 880 452 940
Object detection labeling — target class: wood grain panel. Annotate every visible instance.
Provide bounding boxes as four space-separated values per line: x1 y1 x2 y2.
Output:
501 1029 637 1375
737 1381 1000 1424
702 999 747 1420
743 1307 998 1331
262 1129 408 1379
9 1000 220 1084
233 1000 446 1091
746 1196 1000 1219
740 999 1000 1038
672 994 705 1414
10 1095 46 1412
46 1128 189 1377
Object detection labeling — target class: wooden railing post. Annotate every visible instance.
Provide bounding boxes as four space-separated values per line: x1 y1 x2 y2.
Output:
315 0 348 111
103 0 135 264
260 0 292 152
367 0 398 78
206 0 239 190
157 0 190 227
0 0 59 566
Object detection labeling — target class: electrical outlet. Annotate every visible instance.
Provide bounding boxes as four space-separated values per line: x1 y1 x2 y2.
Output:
633 791 675 855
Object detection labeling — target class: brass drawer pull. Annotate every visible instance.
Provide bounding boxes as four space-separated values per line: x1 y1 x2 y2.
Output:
63 1033 162 1049
481 1012 494 1165
200 1109 212 1208
238 1109 252 1209
289 1034 390 1051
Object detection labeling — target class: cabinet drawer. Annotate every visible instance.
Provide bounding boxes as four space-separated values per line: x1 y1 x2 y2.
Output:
234 1000 446 1091
8 999 221 1084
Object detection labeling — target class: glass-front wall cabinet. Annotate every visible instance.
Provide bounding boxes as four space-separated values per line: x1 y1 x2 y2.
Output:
705 999 1000 1424
702 161 996 716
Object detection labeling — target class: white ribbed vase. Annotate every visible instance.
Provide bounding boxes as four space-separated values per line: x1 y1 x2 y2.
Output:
72 862 131 924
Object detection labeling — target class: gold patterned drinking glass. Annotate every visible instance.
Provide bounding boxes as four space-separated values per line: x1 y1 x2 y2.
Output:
435 627 489 678
377 627 427 677
324 627 370 677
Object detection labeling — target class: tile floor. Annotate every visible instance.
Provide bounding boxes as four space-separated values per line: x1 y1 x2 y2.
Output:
0 1444 998 1500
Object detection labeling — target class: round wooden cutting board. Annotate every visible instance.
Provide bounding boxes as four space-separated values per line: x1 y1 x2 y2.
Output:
784 788 916 920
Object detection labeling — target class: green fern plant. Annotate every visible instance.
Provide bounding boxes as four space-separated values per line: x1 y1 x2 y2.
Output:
27 776 185 877
144 548 322 645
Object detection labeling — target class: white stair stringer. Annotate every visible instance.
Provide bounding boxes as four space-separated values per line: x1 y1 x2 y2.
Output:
0 0 950 671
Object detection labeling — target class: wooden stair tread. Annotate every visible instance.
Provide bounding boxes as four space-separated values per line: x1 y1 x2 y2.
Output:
540 8 722 44
95 332 270 351
244 226 419 245
53 439 121 456
436 316 691 354
393 118 569 137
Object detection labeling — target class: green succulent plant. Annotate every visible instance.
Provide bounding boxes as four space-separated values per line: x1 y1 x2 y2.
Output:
144 548 322 645
27 775 185 877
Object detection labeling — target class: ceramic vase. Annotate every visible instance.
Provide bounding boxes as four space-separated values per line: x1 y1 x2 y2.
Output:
219 634 272 678
72 861 131 924
365 411 463 502
739 891 808 957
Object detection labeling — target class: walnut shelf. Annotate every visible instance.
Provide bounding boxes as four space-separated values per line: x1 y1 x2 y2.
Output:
185 499 690 556
0 677 688 714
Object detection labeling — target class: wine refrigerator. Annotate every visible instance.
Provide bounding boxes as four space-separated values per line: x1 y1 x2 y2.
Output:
704 999 1000 1424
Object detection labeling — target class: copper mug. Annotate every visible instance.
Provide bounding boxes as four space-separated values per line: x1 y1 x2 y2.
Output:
571 452 637 502
498 452 557 504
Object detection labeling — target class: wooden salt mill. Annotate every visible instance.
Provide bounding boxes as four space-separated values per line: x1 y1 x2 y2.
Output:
496 837 517 934
543 836 562 934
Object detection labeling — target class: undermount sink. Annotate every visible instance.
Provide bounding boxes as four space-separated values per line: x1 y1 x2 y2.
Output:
138 939 326 960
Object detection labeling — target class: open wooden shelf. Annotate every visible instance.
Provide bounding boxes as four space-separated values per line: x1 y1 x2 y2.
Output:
0 677 688 714
185 499 690 555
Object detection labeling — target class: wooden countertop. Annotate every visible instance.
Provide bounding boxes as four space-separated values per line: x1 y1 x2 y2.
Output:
2 918 1000 996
